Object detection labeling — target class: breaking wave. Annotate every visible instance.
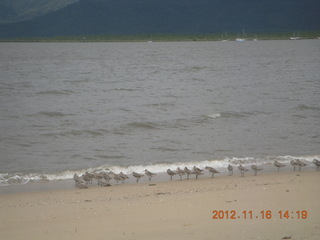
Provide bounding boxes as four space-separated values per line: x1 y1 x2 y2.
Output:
1 155 318 186
206 113 221 119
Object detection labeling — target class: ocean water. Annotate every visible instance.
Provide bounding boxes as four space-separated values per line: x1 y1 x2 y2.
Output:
0 40 319 187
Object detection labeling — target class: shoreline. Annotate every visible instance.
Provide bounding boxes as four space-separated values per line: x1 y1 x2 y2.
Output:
1 162 318 195
1 170 319 239
0 32 320 43
0 163 318 195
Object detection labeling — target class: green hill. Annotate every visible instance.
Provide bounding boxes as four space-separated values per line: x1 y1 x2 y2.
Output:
0 0 78 23
0 0 319 38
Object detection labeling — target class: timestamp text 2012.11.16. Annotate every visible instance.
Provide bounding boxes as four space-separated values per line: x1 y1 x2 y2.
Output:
212 210 308 220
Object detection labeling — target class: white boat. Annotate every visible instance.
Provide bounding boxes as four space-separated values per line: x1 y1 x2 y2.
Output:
221 32 229 42
147 35 154 43
236 29 246 41
290 31 301 40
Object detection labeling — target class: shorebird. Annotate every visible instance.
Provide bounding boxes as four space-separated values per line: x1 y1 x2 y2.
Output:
109 172 124 185
144 169 156 181
205 166 220 178
193 166 203 173
176 167 186 180
192 168 203 180
82 172 94 184
102 172 112 184
238 165 249 177
274 161 286 172
132 172 144 183
73 173 83 184
119 172 129 183
296 159 306 172
167 169 176 181
184 167 192 179
290 160 298 171
313 159 320 170
94 172 104 184
227 164 233 176
251 164 263 176
114 175 125 184
76 181 88 189
97 179 111 187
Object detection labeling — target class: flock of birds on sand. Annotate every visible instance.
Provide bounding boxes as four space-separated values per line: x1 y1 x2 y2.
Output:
73 159 320 189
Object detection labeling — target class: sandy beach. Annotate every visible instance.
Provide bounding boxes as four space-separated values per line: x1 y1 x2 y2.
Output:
0 170 319 240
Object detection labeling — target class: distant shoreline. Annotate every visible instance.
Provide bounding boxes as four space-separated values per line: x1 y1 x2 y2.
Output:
1 31 319 42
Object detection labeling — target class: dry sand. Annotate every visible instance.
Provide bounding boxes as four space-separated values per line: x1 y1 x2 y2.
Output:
0 170 319 240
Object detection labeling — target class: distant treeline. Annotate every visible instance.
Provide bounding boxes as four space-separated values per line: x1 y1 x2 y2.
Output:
1 31 319 42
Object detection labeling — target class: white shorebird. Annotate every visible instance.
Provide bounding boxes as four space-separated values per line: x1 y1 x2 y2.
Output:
274 161 286 172
296 159 306 172
205 166 220 178
290 160 298 171
227 164 233 176
251 164 263 176
313 159 320 170
184 167 192 179
144 169 157 181
238 165 249 177
176 167 186 180
167 169 176 181
132 172 144 183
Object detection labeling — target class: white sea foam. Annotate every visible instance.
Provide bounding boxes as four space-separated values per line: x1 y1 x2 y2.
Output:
206 113 221 119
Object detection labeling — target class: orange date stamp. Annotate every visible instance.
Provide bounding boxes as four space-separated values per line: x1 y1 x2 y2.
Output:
212 210 308 220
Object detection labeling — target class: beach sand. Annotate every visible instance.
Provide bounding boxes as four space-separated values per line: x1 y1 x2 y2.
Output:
0 170 319 240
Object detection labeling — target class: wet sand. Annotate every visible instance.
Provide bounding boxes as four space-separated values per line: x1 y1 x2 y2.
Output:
0 170 319 240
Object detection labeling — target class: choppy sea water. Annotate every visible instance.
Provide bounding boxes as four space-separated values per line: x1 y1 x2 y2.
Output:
0 40 319 187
